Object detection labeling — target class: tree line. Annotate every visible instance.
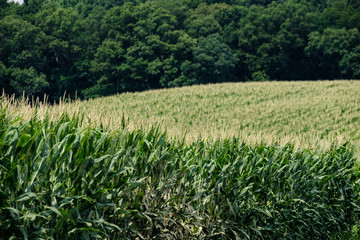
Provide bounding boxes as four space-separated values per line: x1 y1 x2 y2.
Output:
1 0 359 100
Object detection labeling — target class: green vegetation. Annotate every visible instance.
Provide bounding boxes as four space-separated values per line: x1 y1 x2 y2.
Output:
1 0 359 100
3 81 360 150
0 106 359 239
1 0 359 238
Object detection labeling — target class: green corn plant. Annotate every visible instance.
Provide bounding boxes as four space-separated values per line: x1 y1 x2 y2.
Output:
0 107 359 239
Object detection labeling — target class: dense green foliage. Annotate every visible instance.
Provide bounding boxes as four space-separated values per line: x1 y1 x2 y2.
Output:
0 0 359 99
0 108 359 239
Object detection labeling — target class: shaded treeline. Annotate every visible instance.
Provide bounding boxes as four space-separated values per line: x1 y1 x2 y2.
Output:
0 0 359 100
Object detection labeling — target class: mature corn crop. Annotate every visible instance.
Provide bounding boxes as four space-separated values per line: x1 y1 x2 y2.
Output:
0 108 359 239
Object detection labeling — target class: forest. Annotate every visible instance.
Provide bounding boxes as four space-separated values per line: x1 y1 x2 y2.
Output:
0 0 359 100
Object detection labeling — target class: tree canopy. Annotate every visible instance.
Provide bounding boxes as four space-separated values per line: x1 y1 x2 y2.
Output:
0 0 359 100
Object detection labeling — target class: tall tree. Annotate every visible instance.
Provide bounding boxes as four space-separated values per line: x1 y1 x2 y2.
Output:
0 15 48 96
34 6 83 98
305 28 360 79
237 2 317 80
191 33 238 84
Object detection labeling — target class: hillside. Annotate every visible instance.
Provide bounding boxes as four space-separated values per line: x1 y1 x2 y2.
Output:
1 81 360 238
3 80 360 151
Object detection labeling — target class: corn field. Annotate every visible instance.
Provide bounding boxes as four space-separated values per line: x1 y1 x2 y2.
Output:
2 80 360 151
0 106 359 239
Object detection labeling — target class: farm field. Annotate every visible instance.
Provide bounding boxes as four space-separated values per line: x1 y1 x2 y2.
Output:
1 80 360 239
2 0 360 237
4 80 360 152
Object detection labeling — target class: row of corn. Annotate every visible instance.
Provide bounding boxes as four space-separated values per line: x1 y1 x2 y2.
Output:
0 108 359 239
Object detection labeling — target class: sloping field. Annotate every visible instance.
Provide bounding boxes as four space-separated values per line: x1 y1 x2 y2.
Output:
3 80 360 151
1 80 360 239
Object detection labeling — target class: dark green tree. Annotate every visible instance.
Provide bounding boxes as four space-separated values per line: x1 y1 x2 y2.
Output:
0 0 8 11
87 38 125 97
87 2 197 97
340 45 360 78
10 67 48 96
0 15 48 96
184 3 222 38
191 33 238 84
320 1 360 29
305 28 360 79
0 61 10 91
237 2 317 80
1 0 359 99
34 6 83 98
